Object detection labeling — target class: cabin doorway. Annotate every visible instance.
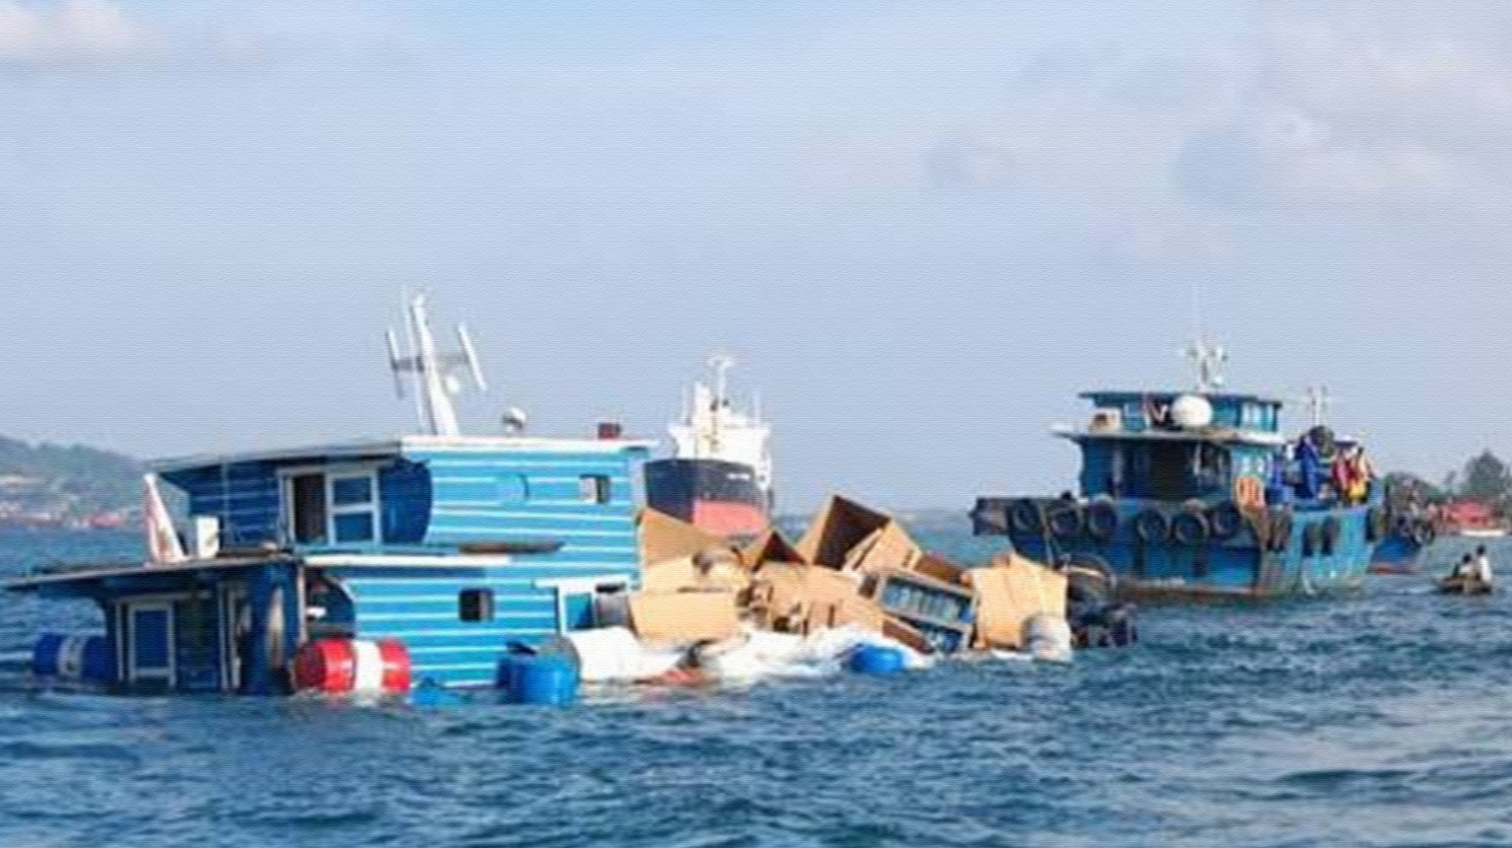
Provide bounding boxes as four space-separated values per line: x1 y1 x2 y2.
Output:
1148 443 1191 501
220 584 250 692
121 600 175 687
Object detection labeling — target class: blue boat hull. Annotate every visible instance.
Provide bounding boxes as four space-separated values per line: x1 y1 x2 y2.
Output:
1369 533 1424 572
974 498 1374 600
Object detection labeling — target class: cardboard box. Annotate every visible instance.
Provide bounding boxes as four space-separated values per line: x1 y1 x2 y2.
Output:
641 554 751 595
740 528 807 568
638 508 733 565
853 522 923 575
804 593 886 634
796 495 922 573
910 553 968 586
965 552 1068 650
748 563 880 634
628 590 740 644
796 496 893 568
882 616 933 654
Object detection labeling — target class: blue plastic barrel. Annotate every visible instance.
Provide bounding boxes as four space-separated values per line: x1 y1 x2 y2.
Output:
847 644 906 675
32 633 114 683
503 654 579 705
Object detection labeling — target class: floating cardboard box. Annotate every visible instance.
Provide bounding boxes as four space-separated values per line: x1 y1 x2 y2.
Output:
740 528 807 568
747 563 881 634
882 616 934 655
796 495 921 574
965 552 1068 651
628 591 740 644
796 496 892 568
638 508 732 565
910 553 968 586
641 554 751 595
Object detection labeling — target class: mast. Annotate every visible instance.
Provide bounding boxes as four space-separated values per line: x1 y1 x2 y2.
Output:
1184 336 1228 393
386 292 486 437
708 354 734 453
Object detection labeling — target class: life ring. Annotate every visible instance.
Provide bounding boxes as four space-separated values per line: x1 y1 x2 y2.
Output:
1133 510 1170 545
1008 499 1045 535
1207 501 1246 541
1302 522 1324 557
1321 516 1341 555
1047 504 1085 539
1233 476 1266 510
1365 507 1388 544
1172 510 1211 546
1268 510 1294 553
1086 501 1120 542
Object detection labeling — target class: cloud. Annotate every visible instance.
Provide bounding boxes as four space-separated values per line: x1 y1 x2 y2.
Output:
1175 4 1512 207
0 0 145 58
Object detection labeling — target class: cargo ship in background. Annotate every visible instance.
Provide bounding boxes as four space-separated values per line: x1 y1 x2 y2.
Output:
644 357 773 539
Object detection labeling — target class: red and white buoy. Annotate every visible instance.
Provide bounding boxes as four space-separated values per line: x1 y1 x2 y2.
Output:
293 638 412 695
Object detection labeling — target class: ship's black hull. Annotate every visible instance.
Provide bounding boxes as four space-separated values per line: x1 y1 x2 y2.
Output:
644 458 770 538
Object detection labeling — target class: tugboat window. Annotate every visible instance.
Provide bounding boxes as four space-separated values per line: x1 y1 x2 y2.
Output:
329 473 379 544
290 474 328 545
579 475 612 504
459 588 495 622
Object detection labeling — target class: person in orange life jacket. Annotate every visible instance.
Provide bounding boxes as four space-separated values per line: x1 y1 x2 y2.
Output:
1347 446 1374 505
1331 445 1371 506
1330 448 1352 502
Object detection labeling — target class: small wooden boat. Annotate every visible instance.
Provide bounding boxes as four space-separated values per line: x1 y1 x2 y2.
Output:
1436 575 1494 595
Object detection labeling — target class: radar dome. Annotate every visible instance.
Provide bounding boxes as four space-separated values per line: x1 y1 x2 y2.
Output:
501 407 528 435
1171 394 1214 429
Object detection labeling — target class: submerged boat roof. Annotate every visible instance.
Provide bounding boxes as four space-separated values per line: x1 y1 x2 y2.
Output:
151 433 657 474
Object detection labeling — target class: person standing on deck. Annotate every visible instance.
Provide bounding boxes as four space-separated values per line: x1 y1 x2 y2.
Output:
1297 436 1324 500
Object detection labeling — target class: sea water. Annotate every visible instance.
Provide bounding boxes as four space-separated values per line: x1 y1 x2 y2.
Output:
3 528 1512 848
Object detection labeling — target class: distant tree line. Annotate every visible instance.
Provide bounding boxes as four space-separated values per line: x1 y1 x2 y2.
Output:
1387 450 1512 516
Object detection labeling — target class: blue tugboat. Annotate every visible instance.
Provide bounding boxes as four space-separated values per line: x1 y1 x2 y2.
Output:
8 295 653 695
971 341 1388 600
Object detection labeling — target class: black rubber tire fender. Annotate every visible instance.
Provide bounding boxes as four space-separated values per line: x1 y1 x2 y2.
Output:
1085 501 1119 542
1008 499 1045 535
1133 509 1170 545
1172 510 1211 546
1047 503 1086 539
1207 501 1246 541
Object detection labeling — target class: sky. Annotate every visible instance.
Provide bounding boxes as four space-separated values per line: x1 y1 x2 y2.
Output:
1 0 1510 511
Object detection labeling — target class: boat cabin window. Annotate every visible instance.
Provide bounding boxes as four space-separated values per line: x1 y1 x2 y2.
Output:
286 468 381 546
1132 442 1232 500
579 474 612 505
290 474 328 545
459 588 495 622
329 473 378 544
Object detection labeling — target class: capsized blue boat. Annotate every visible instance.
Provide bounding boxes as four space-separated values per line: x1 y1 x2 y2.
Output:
971 340 1391 601
7 294 655 695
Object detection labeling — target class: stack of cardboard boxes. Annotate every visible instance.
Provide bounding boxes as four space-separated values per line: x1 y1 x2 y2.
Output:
628 495 1069 658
